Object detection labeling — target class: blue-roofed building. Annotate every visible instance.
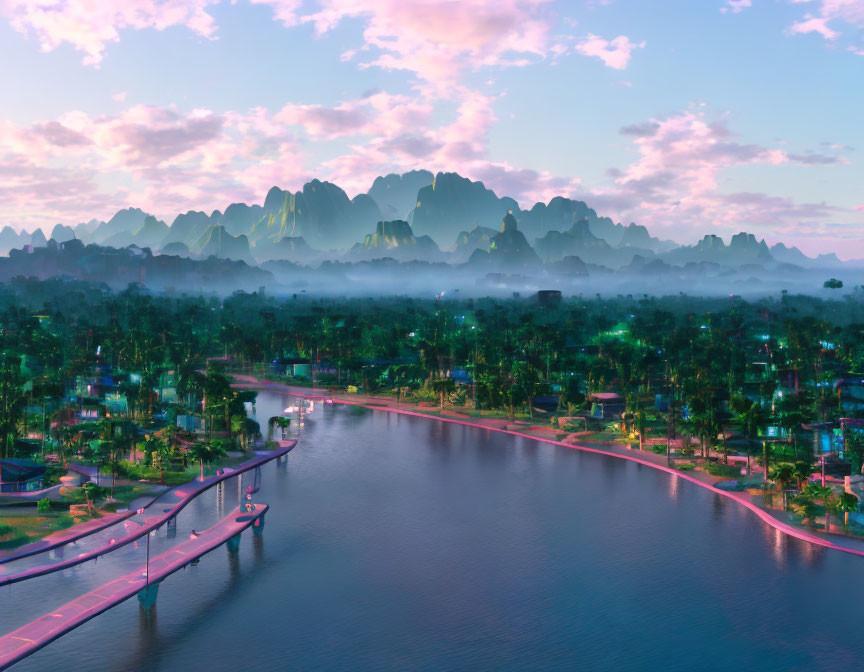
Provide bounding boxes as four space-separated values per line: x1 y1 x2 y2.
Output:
0 459 46 493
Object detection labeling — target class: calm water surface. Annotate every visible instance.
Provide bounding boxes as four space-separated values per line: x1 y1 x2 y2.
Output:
1 390 862 671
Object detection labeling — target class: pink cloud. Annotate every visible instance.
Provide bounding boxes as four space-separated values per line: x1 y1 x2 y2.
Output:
248 0 302 26
724 1 864 46
788 15 842 38
574 34 645 69
720 0 752 13
6 0 647 85
785 0 864 41
276 103 369 139
0 104 309 228
278 0 560 87
275 92 433 141
310 88 580 205
2 0 218 66
569 110 855 246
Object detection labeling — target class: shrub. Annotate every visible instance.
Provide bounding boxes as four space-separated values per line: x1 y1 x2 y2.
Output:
676 462 696 471
704 463 740 478
62 487 87 503
0 524 13 537
37 498 52 514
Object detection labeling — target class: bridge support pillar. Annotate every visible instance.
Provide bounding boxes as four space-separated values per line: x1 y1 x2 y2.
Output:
137 582 160 610
253 513 265 537
226 532 242 553
167 516 177 539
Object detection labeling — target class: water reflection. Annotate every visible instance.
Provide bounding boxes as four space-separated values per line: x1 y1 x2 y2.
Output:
4 390 863 672
667 472 680 502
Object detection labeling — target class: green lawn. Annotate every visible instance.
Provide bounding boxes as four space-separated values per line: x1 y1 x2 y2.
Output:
0 511 78 550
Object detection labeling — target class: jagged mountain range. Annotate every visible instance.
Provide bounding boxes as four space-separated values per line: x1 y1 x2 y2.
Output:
1 171 853 288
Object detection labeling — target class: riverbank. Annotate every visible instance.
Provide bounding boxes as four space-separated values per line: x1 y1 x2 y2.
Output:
233 374 864 559
0 440 295 570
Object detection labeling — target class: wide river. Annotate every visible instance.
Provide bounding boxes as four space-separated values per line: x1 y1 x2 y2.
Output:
1 390 862 671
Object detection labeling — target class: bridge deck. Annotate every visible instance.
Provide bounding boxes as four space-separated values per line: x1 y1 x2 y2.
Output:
0 440 294 578
0 503 268 671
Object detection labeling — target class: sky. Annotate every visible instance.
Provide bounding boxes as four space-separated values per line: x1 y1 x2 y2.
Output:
0 0 862 257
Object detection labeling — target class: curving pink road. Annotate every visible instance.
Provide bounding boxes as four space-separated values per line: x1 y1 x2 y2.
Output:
237 377 864 560
0 440 296 587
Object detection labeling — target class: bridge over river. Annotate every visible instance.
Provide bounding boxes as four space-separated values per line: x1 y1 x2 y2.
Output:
0 504 268 670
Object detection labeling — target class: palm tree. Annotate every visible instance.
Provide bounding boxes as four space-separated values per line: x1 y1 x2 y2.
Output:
189 441 227 481
839 492 859 528
430 377 455 411
82 481 103 514
144 437 171 484
790 492 818 525
793 460 813 491
511 361 539 420
770 462 796 509
733 398 768 478
802 483 834 530
230 414 247 450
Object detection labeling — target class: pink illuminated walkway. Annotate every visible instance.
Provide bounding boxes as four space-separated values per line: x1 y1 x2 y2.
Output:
234 375 864 559
0 504 268 671
0 440 295 586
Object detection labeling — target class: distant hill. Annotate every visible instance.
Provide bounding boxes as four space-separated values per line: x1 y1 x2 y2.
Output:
14 168 857 295
0 227 25 255
252 236 322 266
662 232 773 267
190 225 254 265
258 180 383 250
534 218 652 269
469 213 540 271
0 239 270 291
102 214 169 250
50 224 76 243
88 208 150 244
368 170 434 219
346 220 443 262
451 225 498 263
30 228 47 248
161 241 190 257
411 172 519 246
162 211 213 248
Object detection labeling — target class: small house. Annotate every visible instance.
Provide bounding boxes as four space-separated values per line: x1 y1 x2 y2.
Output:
270 357 312 378
0 459 46 493
534 290 562 306
176 414 203 433
589 393 625 419
532 395 560 413
834 376 864 412
104 392 129 415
